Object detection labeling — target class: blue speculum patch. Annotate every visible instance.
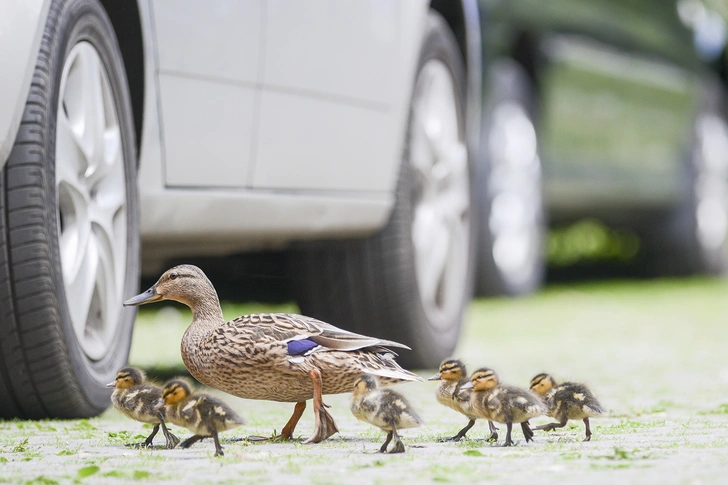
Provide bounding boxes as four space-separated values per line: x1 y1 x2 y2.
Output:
287 338 319 356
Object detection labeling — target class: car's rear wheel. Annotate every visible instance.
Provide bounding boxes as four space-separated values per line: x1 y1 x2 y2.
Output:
0 0 139 419
640 80 728 276
292 11 473 368
474 59 545 297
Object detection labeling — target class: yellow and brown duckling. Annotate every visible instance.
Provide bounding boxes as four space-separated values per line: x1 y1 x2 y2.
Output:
461 368 547 447
350 374 423 453
429 359 498 442
156 379 245 457
529 373 605 441
107 366 179 449
124 264 423 444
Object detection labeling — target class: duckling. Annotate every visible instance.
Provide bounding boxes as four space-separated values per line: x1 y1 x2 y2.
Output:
428 359 498 442
157 379 245 457
350 374 423 453
460 368 547 447
124 264 422 444
529 373 605 441
106 366 179 449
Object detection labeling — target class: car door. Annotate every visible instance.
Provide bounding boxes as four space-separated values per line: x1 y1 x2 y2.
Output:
251 0 427 193
150 0 262 188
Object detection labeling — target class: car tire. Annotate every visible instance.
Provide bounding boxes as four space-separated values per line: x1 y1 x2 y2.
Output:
474 59 546 297
0 0 139 419
640 80 728 276
292 11 473 368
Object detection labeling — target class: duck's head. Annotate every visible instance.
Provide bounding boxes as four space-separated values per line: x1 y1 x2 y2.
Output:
106 366 145 389
158 379 192 407
428 359 467 381
460 368 499 392
352 373 379 395
529 373 557 396
123 265 216 308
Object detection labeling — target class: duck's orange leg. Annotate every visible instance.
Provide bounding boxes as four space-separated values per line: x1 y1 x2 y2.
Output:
278 401 307 440
303 368 339 444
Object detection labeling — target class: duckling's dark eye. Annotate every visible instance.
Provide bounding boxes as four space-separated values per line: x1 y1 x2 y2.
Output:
169 272 178 280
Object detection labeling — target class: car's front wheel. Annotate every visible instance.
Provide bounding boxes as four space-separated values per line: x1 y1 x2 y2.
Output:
0 0 139 419
293 11 473 368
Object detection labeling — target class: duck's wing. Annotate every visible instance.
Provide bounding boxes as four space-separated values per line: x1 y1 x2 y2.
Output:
237 313 411 351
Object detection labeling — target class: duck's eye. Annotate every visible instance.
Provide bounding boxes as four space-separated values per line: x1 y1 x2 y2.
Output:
169 272 178 280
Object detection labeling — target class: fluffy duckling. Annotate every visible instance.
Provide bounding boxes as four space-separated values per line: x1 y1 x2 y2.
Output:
529 373 605 441
157 380 245 457
461 368 547 447
428 359 498 441
350 374 423 453
107 366 179 449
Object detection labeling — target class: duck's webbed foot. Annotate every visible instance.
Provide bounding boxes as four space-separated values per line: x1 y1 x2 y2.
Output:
533 418 568 433
388 427 405 454
583 417 592 442
160 419 180 449
276 401 307 441
501 423 514 447
303 368 339 444
487 421 499 442
440 419 475 442
179 435 205 449
211 430 224 457
140 424 160 448
521 421 535 442
379 431 393 453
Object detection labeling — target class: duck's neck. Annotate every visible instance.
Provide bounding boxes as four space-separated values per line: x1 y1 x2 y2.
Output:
183 286 225 340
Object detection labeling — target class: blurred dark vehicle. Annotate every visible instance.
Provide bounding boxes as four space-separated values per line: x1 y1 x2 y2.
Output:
0 0 726 419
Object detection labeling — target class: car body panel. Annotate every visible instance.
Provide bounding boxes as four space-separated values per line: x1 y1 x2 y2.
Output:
0 0 50 164
480 0 723 223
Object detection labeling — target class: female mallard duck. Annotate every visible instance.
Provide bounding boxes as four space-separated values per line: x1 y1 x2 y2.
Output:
107 366 179 449
124 264 423 444
156 379 245 457
529 373 605 441
428 359 498 442
350 374 423 453
460 368 547 446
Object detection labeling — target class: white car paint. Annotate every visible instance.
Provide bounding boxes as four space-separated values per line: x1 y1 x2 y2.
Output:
0 0 51 163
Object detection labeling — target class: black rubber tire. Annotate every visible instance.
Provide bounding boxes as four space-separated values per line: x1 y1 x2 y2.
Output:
292 11 473 369
0 0 139 419
474 59 546 297
639 80 728 276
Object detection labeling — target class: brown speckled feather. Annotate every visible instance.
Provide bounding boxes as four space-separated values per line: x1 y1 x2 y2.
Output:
182 312 422 403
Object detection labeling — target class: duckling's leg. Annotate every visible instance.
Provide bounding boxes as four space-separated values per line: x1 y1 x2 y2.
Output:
388 424 405 454
158 415 180 449
533 417 568 433
141 424 160 447
583 417 592 442
521 421 535 442
211 430 224 457
303 368 339 444
443 419 475 442
379 431 393 453
179 435 205 449
487 421 499 442
502 422 514 447
278 401 307 440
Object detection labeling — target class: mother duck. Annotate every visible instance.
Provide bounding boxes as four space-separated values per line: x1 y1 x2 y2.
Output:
124 264 423 443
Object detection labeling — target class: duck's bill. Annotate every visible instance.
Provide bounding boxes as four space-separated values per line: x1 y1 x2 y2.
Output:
105 382 116 388
154 399 164 410
427 373 442 381
460 381 474 389
124 286 162 306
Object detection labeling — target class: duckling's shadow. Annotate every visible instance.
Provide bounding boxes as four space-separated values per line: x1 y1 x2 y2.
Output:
123 443 169 450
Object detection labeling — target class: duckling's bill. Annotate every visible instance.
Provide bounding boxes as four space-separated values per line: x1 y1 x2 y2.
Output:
124 285 163 306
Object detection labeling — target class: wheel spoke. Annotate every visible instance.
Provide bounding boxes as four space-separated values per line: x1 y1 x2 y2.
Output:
56 41 129 361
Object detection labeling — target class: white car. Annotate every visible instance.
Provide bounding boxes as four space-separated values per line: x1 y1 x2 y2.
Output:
0 0 483 418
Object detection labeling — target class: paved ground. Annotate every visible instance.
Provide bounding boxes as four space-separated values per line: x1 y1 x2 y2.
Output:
1 277 727 484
